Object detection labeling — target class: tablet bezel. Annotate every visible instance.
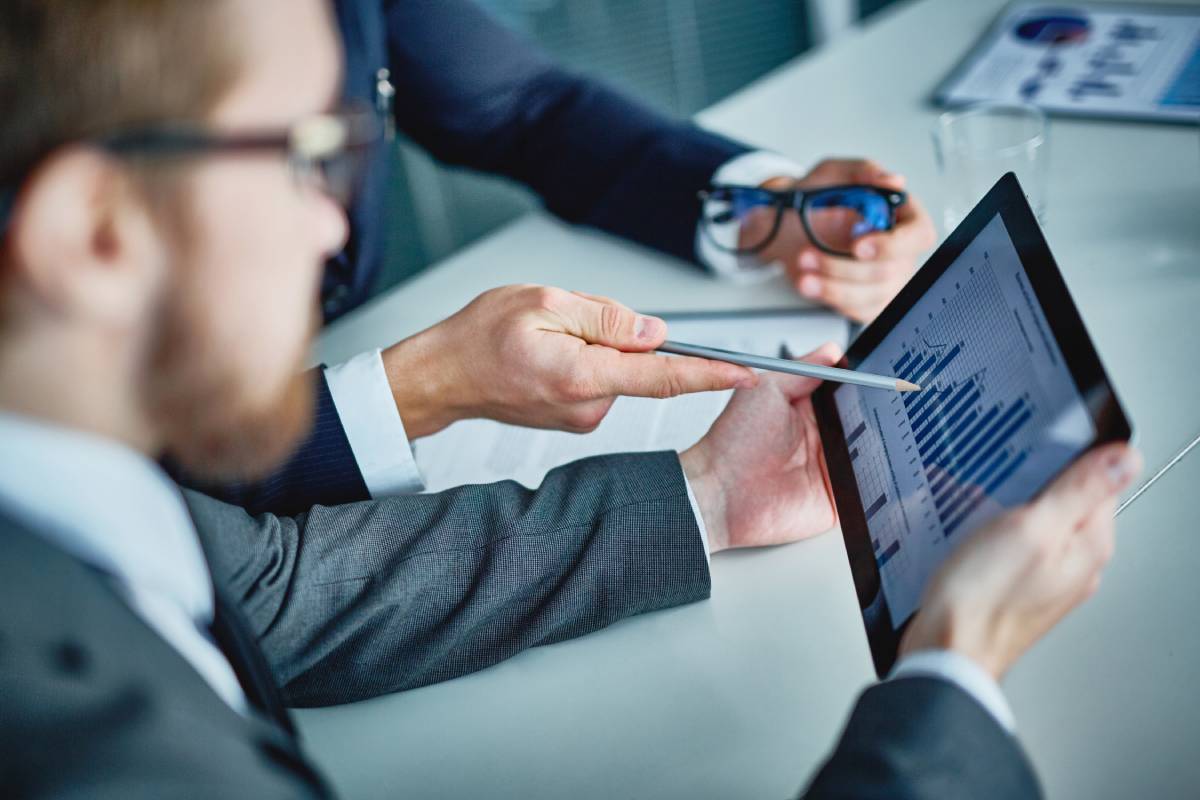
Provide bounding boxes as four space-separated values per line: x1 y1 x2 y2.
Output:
812 171 1132 677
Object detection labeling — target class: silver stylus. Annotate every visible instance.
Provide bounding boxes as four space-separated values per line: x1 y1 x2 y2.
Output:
1115 429 1200 517
657 340 920 393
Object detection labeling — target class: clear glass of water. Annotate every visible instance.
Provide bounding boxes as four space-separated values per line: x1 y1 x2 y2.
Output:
932 103 1048 231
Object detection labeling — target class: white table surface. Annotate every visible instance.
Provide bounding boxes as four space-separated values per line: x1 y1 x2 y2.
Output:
301 1 1200 797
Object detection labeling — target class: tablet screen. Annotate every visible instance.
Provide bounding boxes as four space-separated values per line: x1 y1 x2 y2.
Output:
831 212 1096 629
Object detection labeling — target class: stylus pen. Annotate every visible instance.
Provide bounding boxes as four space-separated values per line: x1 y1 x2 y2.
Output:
1114 429 1200 517
657 341 921 392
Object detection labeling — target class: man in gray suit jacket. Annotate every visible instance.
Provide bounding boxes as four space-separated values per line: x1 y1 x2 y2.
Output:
0 0 1140 797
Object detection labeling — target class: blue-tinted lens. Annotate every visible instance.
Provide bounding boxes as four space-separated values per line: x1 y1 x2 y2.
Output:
702 187 784 252
728 187 778 218
805 188 893 253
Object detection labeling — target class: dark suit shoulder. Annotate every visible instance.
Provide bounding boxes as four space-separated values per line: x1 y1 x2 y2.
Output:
803 676 1041 799
0 516 328 799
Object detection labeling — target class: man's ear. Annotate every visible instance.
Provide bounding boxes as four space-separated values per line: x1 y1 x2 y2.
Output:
6 146 166 329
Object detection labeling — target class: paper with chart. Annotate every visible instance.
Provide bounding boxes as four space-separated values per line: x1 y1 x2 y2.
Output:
833 214 1096 627
935 3 1200 123
414 310 849 493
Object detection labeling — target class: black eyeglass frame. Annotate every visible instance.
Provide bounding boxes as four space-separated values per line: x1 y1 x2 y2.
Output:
698 183 908 258
0 104 384 237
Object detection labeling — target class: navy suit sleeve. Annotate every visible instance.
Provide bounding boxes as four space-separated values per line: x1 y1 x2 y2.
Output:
801 678 1041 799
384 0 750 264
168 369 370 516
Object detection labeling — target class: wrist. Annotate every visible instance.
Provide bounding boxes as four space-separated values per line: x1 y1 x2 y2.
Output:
381 325 469 439
900 603 1008 681
679 444 730 553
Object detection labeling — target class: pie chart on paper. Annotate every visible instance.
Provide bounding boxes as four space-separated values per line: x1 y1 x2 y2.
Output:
1013 13 1091 45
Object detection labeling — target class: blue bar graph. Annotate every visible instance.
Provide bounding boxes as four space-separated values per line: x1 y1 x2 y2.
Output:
911 382 964 438
917 387 981 453
877 539 901 566
902 343 964 411
925 343 962 384
945 451 1029 536
846 420 867 447
890 340 1036 539
926 404 999 467
916 387 979 447
864 492 887 521
906 383 944 415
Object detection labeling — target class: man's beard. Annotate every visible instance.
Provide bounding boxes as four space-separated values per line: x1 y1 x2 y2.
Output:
143 286 319 484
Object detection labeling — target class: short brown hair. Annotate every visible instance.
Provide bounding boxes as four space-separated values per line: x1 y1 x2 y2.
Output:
0 0 237 190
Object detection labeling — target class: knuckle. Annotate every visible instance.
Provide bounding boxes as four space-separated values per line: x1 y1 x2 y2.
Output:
531 285 563 312
599 302 626 341
655 365 688 399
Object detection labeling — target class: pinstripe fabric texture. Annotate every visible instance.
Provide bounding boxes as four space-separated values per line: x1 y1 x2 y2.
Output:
187 450 711 707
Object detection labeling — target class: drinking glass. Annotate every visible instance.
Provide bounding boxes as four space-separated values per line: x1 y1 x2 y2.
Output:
933 103 1048 231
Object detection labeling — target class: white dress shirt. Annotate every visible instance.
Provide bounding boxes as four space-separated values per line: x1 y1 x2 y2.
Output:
0 412 248 713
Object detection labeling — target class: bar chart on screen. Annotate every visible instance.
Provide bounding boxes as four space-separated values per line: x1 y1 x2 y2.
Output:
834 213 1094 626
893 341 1034 538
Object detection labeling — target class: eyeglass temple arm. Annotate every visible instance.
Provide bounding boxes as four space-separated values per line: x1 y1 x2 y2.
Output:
697 185 801 203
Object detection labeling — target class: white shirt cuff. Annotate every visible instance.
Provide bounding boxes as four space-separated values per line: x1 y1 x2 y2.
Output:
695 150 806 281
889 649 1016 733
323 349 426 497
681 473 712 567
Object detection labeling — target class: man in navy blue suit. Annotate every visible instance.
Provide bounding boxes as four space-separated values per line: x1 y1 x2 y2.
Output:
185 0 936 514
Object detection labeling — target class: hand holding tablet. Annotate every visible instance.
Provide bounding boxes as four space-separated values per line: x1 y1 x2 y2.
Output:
811 172 1136 675
900 442 1139 679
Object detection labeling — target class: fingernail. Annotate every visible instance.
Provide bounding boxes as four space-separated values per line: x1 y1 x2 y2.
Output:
1104 448 1138 490
799 275 822 298
799 251 819 272
635 315 663 341
855 241 877 260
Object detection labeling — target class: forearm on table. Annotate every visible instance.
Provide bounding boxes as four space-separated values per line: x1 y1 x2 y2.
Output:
186 450 711 706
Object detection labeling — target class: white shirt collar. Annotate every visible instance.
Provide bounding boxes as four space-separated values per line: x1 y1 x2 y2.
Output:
0 411 214 624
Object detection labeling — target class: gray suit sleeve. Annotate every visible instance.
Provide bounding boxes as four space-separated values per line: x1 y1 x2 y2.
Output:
801 677 1042 799
185 451 710 708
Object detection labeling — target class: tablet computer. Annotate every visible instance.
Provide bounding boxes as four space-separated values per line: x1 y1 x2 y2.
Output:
812 172 1132 677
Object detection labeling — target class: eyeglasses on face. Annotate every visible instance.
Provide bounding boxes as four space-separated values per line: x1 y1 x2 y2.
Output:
0 103 385 236
698 183 907 258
